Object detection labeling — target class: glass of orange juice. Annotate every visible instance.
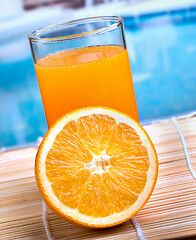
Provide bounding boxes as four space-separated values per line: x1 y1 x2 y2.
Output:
28 16 139 127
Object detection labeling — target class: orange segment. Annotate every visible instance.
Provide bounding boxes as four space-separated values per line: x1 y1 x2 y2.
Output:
35 107 158 228
51 169 91 209
76 114 116 155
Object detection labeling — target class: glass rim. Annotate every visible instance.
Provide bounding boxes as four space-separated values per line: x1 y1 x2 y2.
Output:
28 16 123 43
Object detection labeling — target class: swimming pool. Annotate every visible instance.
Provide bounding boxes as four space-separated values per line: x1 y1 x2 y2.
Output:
1 8 196 147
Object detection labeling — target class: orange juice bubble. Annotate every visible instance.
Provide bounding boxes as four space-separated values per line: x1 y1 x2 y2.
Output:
35 45 139 127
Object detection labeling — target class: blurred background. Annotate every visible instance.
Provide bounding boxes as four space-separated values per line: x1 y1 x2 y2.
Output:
1 0 196 148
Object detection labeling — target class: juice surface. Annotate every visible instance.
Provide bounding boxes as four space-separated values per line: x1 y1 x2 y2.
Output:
35 45 139 127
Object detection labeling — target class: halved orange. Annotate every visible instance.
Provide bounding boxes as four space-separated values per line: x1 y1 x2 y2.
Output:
35 107 158 228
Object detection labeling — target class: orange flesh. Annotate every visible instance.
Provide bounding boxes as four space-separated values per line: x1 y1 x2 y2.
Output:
35 46 139 127
46 114 149 218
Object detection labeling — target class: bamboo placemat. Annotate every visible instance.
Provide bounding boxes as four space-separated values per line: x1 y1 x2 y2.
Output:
1 116 196 240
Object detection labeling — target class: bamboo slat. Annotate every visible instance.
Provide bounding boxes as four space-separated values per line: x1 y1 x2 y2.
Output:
0 116 196 240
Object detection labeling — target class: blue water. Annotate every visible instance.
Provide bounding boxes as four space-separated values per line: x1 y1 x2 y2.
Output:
1 9 196 147
124 10 196 120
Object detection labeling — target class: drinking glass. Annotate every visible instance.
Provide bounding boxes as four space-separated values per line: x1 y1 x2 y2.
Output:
28 16 139 127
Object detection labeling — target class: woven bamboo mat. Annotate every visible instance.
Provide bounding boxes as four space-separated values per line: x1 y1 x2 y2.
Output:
1 116 196 240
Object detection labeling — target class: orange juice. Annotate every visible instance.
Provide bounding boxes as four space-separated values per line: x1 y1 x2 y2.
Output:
35 45 139 127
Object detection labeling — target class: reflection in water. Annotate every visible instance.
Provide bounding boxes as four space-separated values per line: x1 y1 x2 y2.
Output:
1 10 196 147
